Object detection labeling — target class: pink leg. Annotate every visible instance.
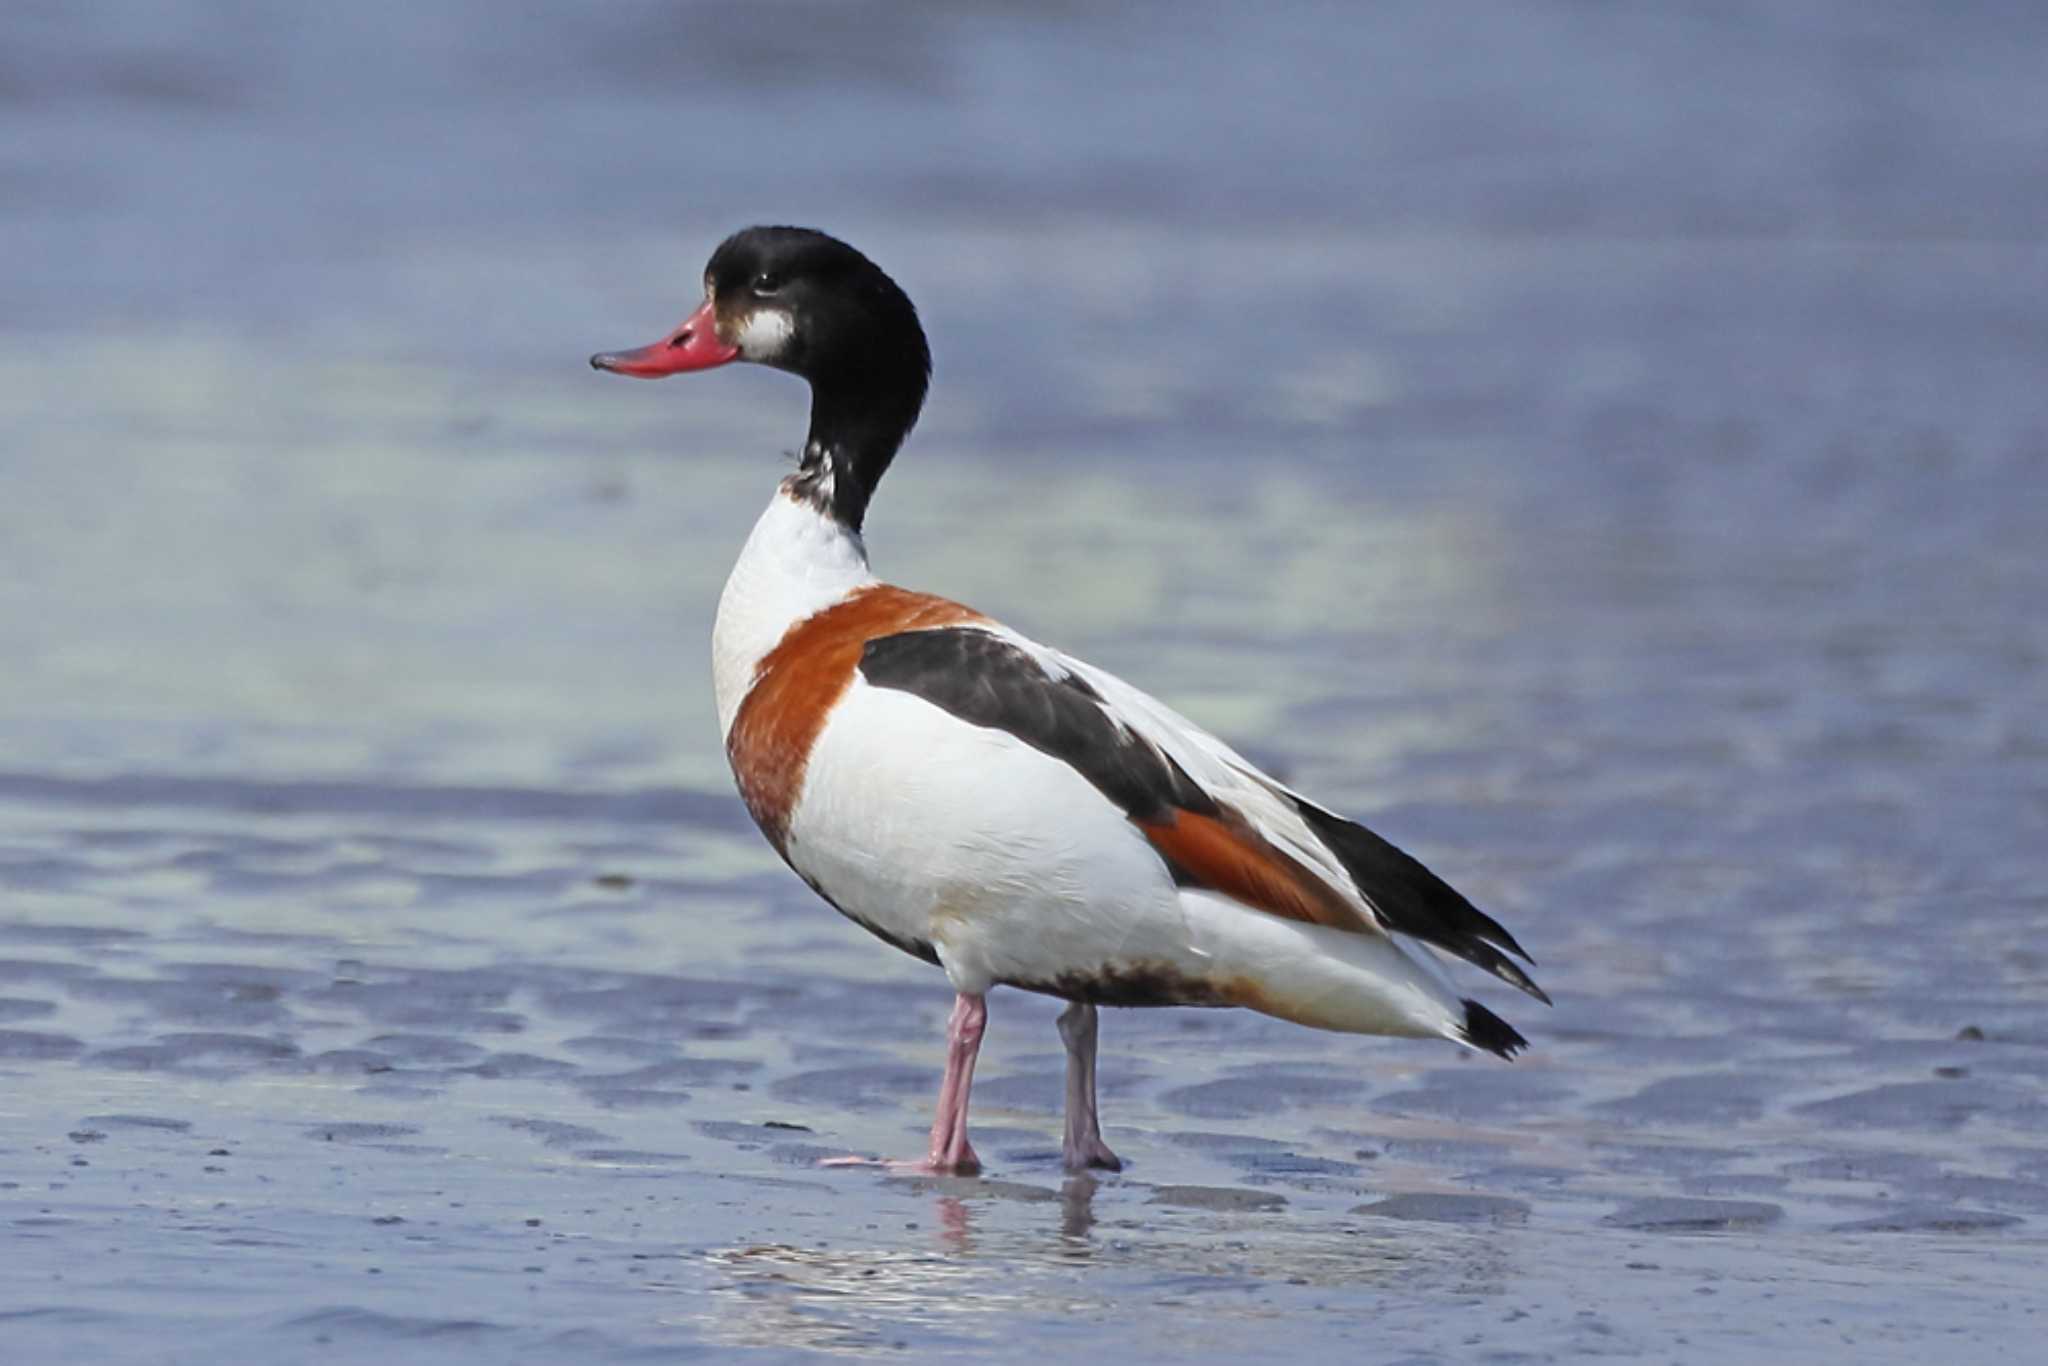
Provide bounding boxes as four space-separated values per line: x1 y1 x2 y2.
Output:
1058 1001 1122 1172
824 991 986 1175
923 992 987 1173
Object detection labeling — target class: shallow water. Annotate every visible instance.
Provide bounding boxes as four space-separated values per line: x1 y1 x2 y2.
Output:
4 2 2047 1361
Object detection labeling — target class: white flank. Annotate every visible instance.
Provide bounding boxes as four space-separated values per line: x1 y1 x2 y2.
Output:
785 671 1469 1041
789 675 1199 993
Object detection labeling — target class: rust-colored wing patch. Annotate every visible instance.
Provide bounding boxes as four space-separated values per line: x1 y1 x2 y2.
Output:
1136 807 1377 935
727 585 984 854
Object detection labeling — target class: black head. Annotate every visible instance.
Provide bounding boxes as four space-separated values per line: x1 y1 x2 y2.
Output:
592 226 931 531
702 228 929 388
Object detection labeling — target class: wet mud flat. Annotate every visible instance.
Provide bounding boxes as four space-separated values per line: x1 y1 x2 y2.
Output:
9 1 2048 1358
3 775 2043 1364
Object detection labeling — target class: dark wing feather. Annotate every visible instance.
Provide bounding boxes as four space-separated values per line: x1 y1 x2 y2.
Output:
859 628 1217 822
1290 797 1550 1003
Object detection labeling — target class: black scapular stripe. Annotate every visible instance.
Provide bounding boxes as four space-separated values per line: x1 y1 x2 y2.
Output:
857 628 1217 823
1290 797 1550 1003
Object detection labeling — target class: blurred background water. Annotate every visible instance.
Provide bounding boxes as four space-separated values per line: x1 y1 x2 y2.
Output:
3 3 2045 1362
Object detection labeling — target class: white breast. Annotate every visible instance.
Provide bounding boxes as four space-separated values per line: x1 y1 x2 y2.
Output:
711 486 874 738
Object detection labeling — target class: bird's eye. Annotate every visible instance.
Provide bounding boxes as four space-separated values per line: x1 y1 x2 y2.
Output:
751 271 785 296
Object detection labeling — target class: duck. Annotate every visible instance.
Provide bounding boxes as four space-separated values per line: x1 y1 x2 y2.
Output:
591 226 1547 1175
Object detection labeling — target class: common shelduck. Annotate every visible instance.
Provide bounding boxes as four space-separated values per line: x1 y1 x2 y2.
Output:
592 226 1547 1174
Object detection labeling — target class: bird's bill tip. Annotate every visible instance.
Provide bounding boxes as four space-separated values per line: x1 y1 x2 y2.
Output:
590 297 738 377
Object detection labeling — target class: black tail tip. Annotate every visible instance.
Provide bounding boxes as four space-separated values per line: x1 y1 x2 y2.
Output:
1461 999 1528 1059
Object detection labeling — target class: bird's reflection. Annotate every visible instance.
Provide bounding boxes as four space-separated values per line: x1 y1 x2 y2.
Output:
695 1171 1511 1354
935 1191 973 1251
1060 1173 1100 1245
930 1175 1100 1254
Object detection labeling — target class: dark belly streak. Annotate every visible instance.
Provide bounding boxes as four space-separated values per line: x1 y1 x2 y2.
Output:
798 871 942 967
794 868 1248 1009
854 916 941 968
1007 963 1247 1010
808 887 1237 1008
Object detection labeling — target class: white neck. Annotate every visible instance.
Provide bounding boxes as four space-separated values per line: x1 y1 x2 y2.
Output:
712 483 876 738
